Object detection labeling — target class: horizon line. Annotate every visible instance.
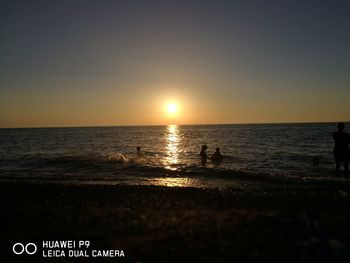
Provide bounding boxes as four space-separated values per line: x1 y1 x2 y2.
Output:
0 120 348 129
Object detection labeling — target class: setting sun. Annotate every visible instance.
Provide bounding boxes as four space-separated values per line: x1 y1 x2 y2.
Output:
167 103 177 114
162 100 184 124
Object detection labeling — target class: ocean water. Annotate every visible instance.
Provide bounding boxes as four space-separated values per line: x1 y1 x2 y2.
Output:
0 123 345 187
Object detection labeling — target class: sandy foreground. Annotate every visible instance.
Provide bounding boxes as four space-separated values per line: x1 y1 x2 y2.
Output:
1 180 350 262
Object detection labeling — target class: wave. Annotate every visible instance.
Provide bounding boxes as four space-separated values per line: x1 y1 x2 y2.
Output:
0 152 339 187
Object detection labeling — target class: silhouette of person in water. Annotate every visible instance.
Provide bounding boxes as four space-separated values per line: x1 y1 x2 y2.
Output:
136 146 141 157
312 156 320 166
199 145 209 164
333 122 350 177
211 147 223 163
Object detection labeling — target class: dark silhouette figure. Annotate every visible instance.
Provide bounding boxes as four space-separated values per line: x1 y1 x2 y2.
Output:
199 145 209 164
211 147 223 164
333 122 350 177
136 146 141 157
312 156 319 166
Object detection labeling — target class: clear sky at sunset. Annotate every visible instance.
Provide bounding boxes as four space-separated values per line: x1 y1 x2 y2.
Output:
1 0 349 127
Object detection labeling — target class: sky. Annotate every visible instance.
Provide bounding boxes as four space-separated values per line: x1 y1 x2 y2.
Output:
1 0 349 127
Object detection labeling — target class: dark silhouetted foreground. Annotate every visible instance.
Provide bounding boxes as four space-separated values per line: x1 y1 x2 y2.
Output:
1 181 350 262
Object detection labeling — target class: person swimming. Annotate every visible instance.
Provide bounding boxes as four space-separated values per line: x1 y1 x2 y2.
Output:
333 122 350 177
199 145 209 163
211 147 223 163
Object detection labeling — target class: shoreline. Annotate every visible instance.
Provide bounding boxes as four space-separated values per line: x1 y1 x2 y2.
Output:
2 180 350 262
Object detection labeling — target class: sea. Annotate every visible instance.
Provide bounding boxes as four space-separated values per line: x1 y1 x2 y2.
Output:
0 123 346 188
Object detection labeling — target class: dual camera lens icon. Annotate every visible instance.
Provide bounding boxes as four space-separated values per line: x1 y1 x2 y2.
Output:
12 243 37 255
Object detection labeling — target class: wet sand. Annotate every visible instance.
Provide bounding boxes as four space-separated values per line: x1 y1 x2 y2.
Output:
1 180 350 262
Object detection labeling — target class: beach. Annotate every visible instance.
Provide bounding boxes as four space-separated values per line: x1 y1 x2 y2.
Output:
2 180 350 262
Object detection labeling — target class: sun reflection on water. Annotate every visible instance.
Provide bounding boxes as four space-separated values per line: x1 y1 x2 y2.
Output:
152 177 198 187
165 125 180 170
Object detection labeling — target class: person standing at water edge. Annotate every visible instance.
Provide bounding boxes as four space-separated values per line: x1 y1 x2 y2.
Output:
332 122 350 177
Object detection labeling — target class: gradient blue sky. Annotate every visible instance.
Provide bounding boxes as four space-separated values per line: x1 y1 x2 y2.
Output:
1 0 349 127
